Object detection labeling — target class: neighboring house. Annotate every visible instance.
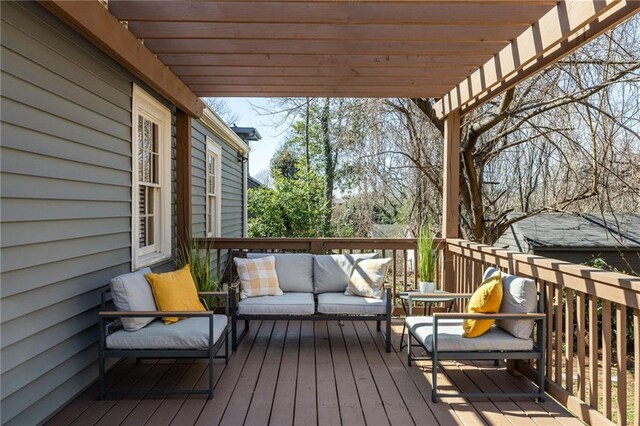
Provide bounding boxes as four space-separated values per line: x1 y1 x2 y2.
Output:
0 2 249 424
496 212 640 275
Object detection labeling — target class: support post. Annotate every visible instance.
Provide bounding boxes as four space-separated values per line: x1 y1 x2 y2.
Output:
176 109 192 247
441 111 461 293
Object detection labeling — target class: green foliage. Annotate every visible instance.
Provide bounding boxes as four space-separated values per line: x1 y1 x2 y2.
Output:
248 164 329 237
176 239 220 308
270 147 299 179
417 221 436 282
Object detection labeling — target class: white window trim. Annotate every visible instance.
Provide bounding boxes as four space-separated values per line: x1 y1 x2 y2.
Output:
206 136 222 238
131 84 172 270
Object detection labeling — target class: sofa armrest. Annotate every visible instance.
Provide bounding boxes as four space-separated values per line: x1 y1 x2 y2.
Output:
99 311 216 318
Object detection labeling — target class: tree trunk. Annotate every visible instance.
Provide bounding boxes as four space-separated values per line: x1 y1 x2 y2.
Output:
321 97 333 236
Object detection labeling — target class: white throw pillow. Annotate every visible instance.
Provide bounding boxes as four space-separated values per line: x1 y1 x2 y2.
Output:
313 253 379 294
109 268 157 331
345 258 392 299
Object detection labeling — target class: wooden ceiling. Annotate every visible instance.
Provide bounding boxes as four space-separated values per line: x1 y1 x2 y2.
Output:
108 0 559 98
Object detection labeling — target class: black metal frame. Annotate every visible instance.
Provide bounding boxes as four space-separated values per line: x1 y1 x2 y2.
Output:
230 286 393 352
98 291 229 400
406 293 546 403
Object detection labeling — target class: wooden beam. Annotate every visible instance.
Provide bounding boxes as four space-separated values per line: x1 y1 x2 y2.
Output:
159 53 492 68
181 76 463 86
170 66 478 78
127 22 527 43
108 2 556 25
143 39 506 56
176 109 192 246
193 87 449 97
38 0 204 117
441 111 460 293
435 0 640 117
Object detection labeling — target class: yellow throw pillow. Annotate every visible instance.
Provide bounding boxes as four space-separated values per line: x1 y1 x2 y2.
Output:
145 265 205 324
462 271 503 338
234 256 283 299
345 258 392 299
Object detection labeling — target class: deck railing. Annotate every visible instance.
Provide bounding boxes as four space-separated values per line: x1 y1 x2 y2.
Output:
445 239 639 426
197 237 639 425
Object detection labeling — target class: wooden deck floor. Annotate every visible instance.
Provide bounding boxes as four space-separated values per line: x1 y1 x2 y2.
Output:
47 320 581 426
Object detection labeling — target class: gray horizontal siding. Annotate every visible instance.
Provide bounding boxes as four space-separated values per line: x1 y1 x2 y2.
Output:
0 2 176 424
191 119 245 280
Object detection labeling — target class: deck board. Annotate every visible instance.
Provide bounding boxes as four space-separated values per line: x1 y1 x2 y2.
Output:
46 320 580 426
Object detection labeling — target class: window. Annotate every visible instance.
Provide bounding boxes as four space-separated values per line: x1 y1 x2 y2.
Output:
132 85 171 269
206 137 222 237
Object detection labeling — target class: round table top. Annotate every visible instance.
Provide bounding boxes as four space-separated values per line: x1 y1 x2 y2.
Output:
398 289 455 302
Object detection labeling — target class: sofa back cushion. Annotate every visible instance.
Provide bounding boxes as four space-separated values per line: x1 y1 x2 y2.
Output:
110 267 156 331
246 253 314 293
313 253 379 294
483 267 538 339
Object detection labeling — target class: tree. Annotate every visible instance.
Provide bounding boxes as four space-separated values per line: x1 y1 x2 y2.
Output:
247 163 329 238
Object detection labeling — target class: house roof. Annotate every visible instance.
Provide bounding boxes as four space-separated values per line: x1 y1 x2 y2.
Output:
503 212 640 250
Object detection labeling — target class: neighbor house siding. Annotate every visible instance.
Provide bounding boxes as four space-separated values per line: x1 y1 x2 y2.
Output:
191 119 245 279
0 2 176 424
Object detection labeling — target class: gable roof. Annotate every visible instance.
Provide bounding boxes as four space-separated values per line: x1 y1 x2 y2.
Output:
498 212 640 251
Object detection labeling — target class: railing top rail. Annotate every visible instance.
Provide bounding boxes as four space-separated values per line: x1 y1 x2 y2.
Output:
194 237 444 251
446 238 640 307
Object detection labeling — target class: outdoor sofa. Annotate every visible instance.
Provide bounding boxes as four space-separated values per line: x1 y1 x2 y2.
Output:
406 267 546 402
230 253 392 352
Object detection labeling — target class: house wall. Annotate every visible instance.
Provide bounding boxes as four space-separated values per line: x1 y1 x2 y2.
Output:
191 119 245 279
0 2 177 424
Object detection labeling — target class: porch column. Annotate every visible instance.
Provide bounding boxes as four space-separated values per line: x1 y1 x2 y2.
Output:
176 109 192 247
441 111 460 292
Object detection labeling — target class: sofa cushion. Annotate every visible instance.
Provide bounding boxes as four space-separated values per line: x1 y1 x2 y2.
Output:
247 253 314 293
313 253 379 294
106 316 227 350
238 293 315 315
109 267 156 331
483 267 538 339
317 293 387 315
235 256 283 299
345 258 392 299
145 265 206 324
405 316 533 352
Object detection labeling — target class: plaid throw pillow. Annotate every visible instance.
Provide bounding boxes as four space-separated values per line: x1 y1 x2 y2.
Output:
234 256 283 299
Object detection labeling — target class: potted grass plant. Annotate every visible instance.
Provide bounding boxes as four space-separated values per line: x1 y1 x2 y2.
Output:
176 238 221 310
417 222 436 293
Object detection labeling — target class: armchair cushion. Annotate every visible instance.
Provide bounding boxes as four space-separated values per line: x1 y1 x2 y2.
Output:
313 253 379 294
317 292 386 315
345 258 392 299
484 267 538 339
246 253 313 293
406 316 533 352
145 265 206 324
106 316 227 350
109 267 156 331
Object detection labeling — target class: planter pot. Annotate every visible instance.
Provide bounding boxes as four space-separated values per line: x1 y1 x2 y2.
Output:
419 281 436 293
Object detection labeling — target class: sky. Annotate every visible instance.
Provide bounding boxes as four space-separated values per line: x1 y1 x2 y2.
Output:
220 98 286 177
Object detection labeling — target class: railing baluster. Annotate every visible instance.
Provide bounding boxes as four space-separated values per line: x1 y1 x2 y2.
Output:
603 300 612 419
588 294 598 408
555 283 563 384
566 288 574 393
616 304 627 426
547 281 554 378
403 249 408 291
634 309 639 426
392 249 397 306
577 292 586 401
